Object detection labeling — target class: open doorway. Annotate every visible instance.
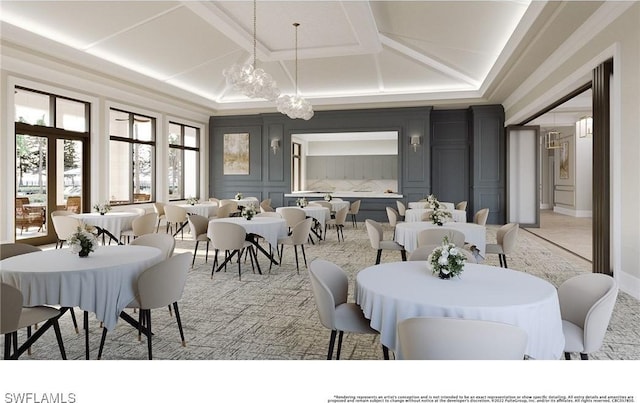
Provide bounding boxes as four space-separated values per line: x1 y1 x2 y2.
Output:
524 89 593 262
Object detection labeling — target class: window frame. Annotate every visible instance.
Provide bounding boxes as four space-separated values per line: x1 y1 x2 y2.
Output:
168 121 200 201
108 108 156 205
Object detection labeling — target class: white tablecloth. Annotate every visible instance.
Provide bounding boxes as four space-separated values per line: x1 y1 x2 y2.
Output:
231 198 259 209
0 245 163 330
404 208 467 223
408 201 455 210
71 211 138 239
208 217 287 248
276 206 330 229
329 200 350 213
395 221 486 254
177 203 218 218
355 262 565 359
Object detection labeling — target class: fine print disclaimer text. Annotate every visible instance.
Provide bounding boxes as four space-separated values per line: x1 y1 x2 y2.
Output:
327 396 636 403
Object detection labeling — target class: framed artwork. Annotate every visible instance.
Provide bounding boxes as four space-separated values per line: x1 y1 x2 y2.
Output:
223 133 249 175
559 141 569 179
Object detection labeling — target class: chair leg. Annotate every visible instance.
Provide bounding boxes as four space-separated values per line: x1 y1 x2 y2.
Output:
301 244 307 269
382 345 390 360
52 320 67 360
580 353 588 360
173 302 186 347
294 245 300 274
68 307 79 334
205 241 210 262
327 330 337 360
400 250 407 261
336 330 344 360
138 310 143 341
97 327 108 360
502 254 508 268
564 352 571 360
211 250 219 278
27 326 32 355
4 333 12 360
145 310 153 360
375 249 382 265
192 241 199 266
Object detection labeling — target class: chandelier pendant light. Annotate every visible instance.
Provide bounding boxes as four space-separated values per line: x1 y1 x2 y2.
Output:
276 22 314 120
223 0 280 101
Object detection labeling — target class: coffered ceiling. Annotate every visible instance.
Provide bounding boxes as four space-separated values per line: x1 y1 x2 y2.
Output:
0 1 605 115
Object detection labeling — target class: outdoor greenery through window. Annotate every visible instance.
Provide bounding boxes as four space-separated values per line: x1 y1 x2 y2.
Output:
14 86 89 241
109 109 155 205
168 122 199 201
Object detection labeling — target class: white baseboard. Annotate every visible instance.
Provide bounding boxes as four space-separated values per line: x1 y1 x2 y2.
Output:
617 269 640 300
553 206 592 218
540 203 551 210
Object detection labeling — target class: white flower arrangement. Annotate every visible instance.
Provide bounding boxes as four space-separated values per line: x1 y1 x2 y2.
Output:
430 208 452 226
68 225 99 257
426 194 441 210
296 197 308 207
241 205 256 220
186 196 199 206
235 193 243 200
323 193 333 201
93 201 111 215
428 236 466 279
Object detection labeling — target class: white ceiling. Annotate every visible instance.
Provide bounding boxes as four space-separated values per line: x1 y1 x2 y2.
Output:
0 1 604 116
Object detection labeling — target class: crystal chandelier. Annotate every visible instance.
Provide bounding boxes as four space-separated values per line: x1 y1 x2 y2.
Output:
276 23 314 120
223 0 280 101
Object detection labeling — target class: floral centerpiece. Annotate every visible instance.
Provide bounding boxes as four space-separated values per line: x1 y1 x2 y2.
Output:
323 193 333 201
186 196 199 206
425 194 440 210
296 197 308 207
241 204 256 220
430 208 452 226
428 236 466 279
93 201 111 215
68 225 99 257
235 193 243 200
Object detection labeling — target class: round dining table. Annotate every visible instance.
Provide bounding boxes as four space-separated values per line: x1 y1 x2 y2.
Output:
208 216 288 252
394 221 486 254
355 261 565 359
408 201 455 210
404 208 467 223
177 203 218 218
0 245 163 331
71 211 139 242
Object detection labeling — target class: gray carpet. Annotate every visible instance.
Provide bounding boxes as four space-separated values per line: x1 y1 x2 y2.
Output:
8 222 640 360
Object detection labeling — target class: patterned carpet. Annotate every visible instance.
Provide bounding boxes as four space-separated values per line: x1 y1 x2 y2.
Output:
8 222 640 361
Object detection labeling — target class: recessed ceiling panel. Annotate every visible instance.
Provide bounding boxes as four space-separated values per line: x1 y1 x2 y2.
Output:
0 1 181 49
92 6 241 79
378 47 470 92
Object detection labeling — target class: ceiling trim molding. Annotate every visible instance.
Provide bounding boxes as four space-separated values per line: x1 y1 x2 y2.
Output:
480 0 547 98
503 1 634 112
379 34 479 88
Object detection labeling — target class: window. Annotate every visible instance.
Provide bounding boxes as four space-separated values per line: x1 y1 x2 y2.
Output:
168 122 200 200
14 87 89 243
109 109 155 204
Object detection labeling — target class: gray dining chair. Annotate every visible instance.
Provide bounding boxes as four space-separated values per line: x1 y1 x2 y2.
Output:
1 283 67 360
365 219 406 264
559 273 618 360
308 259 388 360
397 316 528 360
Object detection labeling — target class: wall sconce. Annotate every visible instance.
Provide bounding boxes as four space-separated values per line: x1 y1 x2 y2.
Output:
544 130 563 149
270 139 280 154
410 135 421 152
576 116 593 138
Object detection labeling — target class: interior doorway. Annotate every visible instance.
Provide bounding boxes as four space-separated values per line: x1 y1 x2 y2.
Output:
522 89 593 262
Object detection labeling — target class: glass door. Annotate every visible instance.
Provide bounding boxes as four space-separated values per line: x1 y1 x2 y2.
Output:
15 134 48 240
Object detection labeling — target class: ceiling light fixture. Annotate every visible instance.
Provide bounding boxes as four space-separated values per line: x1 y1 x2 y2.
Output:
222 0 280 101
276 23 314 120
